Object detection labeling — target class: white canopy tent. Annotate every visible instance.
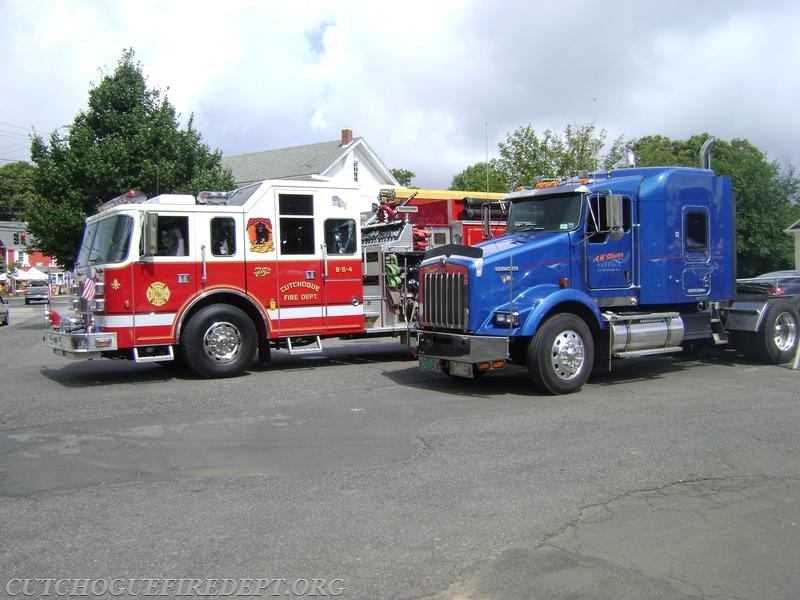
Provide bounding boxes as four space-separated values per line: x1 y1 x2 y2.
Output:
24 267 49 280
11 268 29 281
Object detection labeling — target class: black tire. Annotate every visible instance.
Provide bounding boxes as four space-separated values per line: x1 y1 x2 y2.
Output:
752 299 799 364
179 304 257 378
527 313 594 395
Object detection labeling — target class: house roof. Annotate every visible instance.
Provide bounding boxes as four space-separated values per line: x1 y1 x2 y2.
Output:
223 139 346 185
222 131 399 187
785 217 800 233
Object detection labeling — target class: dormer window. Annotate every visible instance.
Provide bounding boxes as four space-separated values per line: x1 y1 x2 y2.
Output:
353 160 359 182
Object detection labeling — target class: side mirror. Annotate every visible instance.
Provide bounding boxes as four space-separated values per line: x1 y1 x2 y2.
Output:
606 195 624 240
142 212 159 257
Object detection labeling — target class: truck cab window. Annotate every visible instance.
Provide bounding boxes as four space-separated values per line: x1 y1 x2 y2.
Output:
279 194 315 255
157 216 189 256
211 217 236 256
325 219 356 254
587 195 631 243
685 211 708 252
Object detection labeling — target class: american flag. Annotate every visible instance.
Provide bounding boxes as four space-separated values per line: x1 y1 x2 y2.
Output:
81 278 96 302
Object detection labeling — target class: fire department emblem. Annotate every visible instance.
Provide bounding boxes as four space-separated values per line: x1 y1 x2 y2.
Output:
146 281 171 306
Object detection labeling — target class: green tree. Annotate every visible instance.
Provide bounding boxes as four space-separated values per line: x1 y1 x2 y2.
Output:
391 168 415 187
449 161 508 192
628 134 696 167
495 123 609 188
28 48 235 269
712 138 799 276
0 161 36 221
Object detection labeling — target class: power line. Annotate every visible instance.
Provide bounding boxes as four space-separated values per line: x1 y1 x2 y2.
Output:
0 120 35 132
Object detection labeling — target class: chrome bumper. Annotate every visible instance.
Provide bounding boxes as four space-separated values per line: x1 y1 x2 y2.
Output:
44 329 118 359
416 330 509 363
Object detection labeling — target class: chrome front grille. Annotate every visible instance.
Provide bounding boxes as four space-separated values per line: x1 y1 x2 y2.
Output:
422 272 467 329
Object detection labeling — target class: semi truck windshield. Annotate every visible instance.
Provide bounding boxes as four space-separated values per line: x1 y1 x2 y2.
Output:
506 193 582 234
76 215 133 266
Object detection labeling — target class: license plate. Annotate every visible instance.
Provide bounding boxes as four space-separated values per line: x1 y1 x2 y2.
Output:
420 357 438 371
447 361 474 378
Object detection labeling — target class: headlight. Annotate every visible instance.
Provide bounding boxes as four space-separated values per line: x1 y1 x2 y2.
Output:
494 311 520 327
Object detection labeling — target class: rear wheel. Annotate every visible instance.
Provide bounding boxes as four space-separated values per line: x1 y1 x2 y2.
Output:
752 299 799 364
180 305 257 378
527 313 594 395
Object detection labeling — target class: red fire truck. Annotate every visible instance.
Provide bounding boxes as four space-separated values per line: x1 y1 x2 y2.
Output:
43 181 503 378
375 188 506 248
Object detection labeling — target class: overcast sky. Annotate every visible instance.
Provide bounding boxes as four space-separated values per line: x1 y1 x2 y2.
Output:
1 0 798 189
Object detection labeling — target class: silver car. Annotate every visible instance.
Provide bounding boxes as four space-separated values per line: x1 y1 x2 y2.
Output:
25 280 49 305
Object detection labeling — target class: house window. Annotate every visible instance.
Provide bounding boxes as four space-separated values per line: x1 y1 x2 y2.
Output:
353 161 359 183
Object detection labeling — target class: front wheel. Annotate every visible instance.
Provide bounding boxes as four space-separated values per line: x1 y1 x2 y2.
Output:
180 304 257 378
527 314 594 395
752 299 799 364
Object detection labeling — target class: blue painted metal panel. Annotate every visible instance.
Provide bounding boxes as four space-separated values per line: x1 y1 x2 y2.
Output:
450 166 734 335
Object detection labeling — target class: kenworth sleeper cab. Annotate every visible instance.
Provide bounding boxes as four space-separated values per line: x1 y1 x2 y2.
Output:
416 140 799 394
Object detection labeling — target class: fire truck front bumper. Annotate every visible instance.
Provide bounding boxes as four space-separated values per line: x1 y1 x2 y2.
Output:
44 329 118 359
417 331 509 371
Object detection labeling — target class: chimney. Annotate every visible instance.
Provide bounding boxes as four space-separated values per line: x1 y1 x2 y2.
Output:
341 128 353 146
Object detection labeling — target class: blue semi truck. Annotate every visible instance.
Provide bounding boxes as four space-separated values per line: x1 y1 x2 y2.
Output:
415 139 799 394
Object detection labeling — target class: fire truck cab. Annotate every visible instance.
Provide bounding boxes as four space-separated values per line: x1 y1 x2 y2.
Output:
44 180 431 378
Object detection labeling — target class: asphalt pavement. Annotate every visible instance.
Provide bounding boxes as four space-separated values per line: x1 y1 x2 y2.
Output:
1 306 799 599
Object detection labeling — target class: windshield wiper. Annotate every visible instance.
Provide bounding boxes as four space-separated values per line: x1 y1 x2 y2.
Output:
511 224 545 232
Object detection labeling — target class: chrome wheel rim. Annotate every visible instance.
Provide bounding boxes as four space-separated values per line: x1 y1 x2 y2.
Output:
550 329 585 380
773 311 797 352
203 321 243 363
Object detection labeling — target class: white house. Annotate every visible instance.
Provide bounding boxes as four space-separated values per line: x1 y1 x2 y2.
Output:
222 128 399 215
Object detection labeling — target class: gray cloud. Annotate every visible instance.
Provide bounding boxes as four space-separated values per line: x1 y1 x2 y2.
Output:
1 0 797 189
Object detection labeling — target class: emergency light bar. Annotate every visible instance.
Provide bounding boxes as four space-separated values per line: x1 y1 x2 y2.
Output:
98 189 147 212
197 191 231 205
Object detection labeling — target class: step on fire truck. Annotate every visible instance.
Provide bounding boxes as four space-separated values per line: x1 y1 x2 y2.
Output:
415 138 800 394
43 180 502 378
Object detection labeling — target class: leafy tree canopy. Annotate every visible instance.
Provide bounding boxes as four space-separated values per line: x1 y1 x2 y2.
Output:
391 168 415 187
28 48 235 269
0 161 36 221
710 139 798 276
449 161 508 193
494 123 609 188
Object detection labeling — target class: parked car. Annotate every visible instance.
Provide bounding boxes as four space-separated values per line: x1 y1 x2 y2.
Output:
25 280 50 305
0 296 8 326
737 270 800 296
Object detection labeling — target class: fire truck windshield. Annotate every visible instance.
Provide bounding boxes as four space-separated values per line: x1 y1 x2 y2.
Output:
76 214 134 267
506 193 582 234
225 182 261 206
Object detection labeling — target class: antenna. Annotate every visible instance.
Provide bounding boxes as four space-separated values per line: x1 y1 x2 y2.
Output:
485 121 490 193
